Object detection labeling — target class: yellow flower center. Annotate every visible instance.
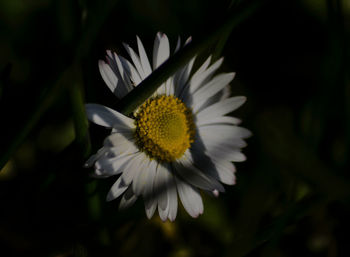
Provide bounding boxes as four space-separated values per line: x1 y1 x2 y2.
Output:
134 95 196 162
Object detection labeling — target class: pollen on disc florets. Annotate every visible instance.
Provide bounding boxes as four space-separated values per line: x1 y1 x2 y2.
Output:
134 95 196 162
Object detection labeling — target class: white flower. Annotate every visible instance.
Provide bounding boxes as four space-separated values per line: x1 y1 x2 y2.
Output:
85 32 251 221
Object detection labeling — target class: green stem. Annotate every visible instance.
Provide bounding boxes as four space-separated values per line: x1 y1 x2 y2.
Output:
68 62 91 159
212 28 233 62
212 0 242 61
0 73 64 170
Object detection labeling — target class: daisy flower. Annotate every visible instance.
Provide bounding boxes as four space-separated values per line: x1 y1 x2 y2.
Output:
85 32 251 221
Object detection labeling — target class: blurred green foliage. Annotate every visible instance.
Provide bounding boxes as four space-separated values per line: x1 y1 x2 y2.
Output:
0 0 350 256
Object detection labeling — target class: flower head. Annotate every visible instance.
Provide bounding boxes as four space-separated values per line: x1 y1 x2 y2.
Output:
85 32 251 221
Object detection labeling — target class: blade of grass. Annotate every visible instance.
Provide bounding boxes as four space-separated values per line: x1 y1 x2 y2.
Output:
257 109 350 200
66 0 118 160
228 194 326 257
68 62 91 159
0 71 66 170
0 0 118 170
211 0 242 61
116 0 263 115
212 27 233 62
77 0 118 58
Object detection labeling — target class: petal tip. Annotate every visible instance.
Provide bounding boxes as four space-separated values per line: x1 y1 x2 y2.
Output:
106 193 115 202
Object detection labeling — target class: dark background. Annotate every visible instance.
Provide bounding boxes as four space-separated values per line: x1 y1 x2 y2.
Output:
0 0 349 256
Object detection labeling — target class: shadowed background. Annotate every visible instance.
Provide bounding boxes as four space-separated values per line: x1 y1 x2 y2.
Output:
0 0 350 256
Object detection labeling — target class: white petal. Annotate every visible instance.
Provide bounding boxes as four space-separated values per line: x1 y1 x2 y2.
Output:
155 81 168 96
84 147 107 167
187 57 223 94
158 201 169 222
189 145 237 185
106 50 113 59
199 133 248 150
103 54 131 98
174 155 224 192
220 84 231 101
137 36 152 76
162 169 177 222
107 141 138 157
155 164 169 211
212 189 219 197
175 177 203 218
103 132 134 147
155 164 178 222
85 104 135 129
133 158 152 196
184 36 192 45
111 52 134 93
106 176 129 201
195 85 231 113
184 57 196 82
145 198 157 219
190 73 236 112
191 56 212 81
167 169 178 221
232 152 247 162
200 141 247 162
195 96 246 122
176 55 212 100
119 56 142 86
98 60 117 94
143 160 157 197
198 125 252 141
211 159 237 185
166 77 174 96
174 36 181 53
123 42 145 79
94 151 138 176
196 116 242 127
119 187 137 210
153 32 170 70
174 57 196 98
144 160 158 219
121 152 145 185
207 147 247 162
